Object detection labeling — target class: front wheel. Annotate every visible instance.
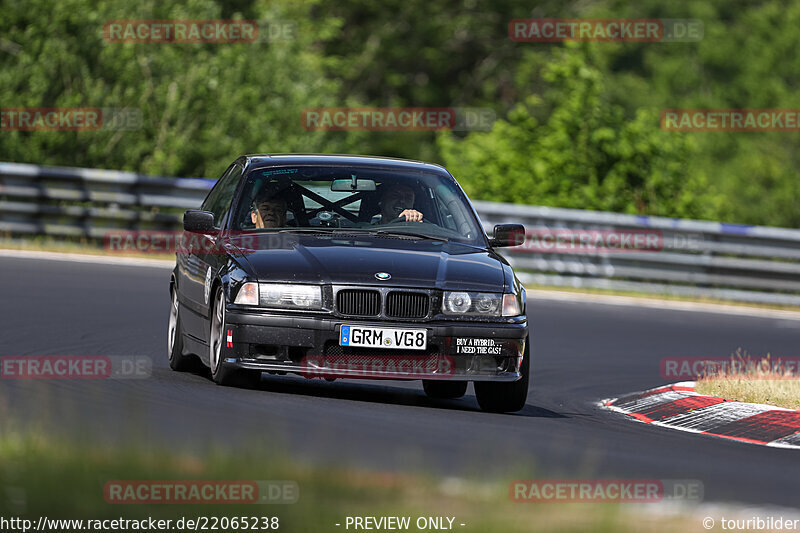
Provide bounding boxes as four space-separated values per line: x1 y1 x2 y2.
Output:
168 289 193 371
209 286 261 388
474 337 530 413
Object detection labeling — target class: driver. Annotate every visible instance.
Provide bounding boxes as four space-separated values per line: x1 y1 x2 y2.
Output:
250 188 288 228
377 184 423 223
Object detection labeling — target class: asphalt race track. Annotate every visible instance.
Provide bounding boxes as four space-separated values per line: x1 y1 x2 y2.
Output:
1 254 799 508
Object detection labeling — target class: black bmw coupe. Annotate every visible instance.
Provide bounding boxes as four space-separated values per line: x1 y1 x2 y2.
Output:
168 154 529 412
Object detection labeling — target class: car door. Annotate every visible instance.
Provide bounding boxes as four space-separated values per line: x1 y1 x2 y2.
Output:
178 162 244 345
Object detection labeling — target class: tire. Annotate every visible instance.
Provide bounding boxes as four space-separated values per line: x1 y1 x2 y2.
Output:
168 288 193 371
474 336 530 413
423 380 468 399
209 286 261 388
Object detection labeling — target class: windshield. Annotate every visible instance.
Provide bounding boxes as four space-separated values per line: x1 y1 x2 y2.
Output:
230 165 486 246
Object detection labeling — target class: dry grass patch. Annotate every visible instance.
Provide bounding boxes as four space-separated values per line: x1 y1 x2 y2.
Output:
695 351 800 410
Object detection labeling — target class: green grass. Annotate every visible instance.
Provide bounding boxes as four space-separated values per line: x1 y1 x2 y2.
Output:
0 422 700 532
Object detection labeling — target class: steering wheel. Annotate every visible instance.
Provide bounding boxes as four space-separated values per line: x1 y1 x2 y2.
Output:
387 215 426 224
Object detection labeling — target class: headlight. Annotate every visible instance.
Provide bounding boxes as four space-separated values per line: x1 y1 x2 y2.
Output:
259 283 323 309
444 291 472 314
475 294 500 314
443 291 501 316
442 290 523 317
234 282 259 305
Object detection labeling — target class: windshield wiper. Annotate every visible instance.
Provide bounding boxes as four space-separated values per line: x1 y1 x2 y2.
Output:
276 228 337 234
275 227 448 242
372 230 448 242
276 228 376 236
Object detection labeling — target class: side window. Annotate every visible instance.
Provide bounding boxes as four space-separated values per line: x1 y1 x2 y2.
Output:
433 194 458 231
202 164 243 228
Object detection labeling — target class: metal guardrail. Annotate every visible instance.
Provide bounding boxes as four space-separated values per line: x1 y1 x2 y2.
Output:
0 162 214 238
1 162 798 306
475 201 800 306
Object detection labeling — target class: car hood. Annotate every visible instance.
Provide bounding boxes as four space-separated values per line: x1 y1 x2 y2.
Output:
231 233 507 292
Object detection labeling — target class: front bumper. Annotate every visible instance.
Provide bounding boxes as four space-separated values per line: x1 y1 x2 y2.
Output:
221 308 528 382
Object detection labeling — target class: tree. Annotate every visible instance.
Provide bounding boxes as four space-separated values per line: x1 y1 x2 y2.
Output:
438 45 721 219
0 0 349 177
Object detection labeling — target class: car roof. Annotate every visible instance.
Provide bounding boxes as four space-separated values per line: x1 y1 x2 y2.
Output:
240 153 451 176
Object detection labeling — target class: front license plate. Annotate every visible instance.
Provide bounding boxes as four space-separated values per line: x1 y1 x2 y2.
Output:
339 325 427 350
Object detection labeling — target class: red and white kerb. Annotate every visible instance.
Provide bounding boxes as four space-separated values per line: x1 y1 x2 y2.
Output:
602 382 800 449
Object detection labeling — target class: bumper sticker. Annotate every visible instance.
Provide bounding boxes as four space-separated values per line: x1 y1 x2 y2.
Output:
453 338 502 355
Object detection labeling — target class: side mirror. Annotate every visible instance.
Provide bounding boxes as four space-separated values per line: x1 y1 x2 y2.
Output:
489 224 525 247
184 210 216 233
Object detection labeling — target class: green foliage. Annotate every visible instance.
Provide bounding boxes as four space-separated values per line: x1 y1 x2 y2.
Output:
438 46 721 219
0 0 349 177
0 0 798 225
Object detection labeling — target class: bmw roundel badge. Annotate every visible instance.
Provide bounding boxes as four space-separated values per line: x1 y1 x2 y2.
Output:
375 272 391 281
